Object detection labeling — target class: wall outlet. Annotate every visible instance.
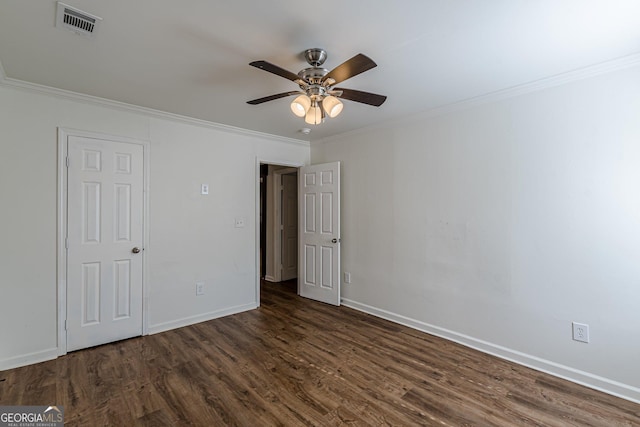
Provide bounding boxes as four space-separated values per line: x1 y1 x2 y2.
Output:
196 281 205 296
572 322 590 343
344 272 351 284
235 217 245 228
201 184 209 195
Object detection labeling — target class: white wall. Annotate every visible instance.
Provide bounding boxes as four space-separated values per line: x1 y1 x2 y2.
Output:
0 84 309 369
312 65 640 402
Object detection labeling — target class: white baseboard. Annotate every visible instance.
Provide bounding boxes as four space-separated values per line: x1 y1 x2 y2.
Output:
264 275 276 282
341 298 640 404
147 302 258 335
1 304 258 371
0 348 59 372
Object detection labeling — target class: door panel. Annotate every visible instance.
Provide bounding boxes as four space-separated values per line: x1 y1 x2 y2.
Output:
114 259 132 319
299 162 340 305
81 262 100 325
67 136 144 351
304 194 316 232
114 184 132 241
321 246 334 288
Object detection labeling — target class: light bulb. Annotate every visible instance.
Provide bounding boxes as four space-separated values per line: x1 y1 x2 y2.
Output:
322 95 343 118
290 95 311 117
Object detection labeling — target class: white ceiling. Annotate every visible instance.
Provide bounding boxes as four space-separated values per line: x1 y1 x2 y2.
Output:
1 1 639 142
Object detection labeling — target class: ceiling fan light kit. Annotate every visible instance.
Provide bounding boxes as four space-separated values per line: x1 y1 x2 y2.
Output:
322 95 343 118
305 101 323 125
291 94 311 117
248 48 386 125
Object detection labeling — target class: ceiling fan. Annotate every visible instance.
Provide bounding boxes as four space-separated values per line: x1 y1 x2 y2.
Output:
247 48 387 125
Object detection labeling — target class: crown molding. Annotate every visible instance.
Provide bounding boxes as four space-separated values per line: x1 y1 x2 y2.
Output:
314 52 640 145
0 76 310 147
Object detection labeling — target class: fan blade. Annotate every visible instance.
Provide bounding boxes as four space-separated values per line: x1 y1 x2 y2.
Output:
335 88 387 107
323 54 377 85
247 91 303 105
249 60 303 82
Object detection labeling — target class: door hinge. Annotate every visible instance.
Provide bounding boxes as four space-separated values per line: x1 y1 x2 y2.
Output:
64 320 67 330
65 157 69 168
65 237 69 249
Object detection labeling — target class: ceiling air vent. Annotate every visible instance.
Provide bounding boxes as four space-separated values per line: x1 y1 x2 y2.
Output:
56 2 102 36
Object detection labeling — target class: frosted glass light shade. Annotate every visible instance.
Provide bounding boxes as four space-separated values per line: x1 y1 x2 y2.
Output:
322 95 343 118
305 104 322 125
290 95 311 117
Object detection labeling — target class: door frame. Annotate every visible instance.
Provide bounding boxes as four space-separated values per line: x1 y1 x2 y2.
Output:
56 128 150 356
254 158 304 306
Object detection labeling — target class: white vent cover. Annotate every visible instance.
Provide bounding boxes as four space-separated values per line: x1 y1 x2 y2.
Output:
56 2 102 36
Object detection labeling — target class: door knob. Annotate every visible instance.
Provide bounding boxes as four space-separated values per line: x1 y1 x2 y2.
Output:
132 247 141 254
331 238 341 243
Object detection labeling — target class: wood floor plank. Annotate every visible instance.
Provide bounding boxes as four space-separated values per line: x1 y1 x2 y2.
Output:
135 408 174 427
0 279 638 426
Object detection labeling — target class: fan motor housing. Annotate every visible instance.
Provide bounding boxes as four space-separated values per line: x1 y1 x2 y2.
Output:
298 67 328 84
306 85 326 99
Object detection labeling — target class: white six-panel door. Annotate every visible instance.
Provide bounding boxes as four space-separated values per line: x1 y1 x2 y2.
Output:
66 136 144 351
299 162 341 305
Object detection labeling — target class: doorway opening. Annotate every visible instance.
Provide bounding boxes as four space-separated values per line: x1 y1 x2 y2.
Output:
258 163 300 302
256 160 342 307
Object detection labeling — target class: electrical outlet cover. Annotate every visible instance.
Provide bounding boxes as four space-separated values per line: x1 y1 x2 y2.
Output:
572 322 590 343
196 281 205 296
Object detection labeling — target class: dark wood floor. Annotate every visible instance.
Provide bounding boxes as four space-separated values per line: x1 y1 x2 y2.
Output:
1 280 638 426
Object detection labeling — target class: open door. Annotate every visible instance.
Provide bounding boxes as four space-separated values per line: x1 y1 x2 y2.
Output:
299 162 341 305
